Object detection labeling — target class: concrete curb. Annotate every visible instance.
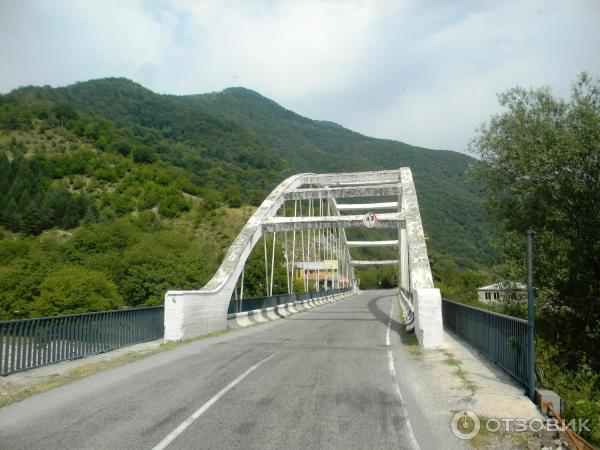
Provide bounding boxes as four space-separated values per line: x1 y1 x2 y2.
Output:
227 292 355 329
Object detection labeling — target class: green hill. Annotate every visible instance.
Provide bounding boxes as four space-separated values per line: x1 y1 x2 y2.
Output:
179 86 493 268
0 78 493 318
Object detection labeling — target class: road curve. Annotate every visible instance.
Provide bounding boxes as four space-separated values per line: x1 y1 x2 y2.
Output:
0 290 458 450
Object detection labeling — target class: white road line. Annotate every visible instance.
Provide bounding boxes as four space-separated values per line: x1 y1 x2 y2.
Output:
152 352 279 450
386 301 421 450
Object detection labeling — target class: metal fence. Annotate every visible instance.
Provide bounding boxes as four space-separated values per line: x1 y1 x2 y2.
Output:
0 306 164 376
1 288 351 376
228 287 352 315
442 299 530 389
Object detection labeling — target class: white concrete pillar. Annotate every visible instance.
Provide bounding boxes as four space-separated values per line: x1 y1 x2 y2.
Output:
164 290 231 341
413 288 444 349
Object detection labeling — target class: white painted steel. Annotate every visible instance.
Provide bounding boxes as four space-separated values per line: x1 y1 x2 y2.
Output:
164 168 442 348
335 202 398 211
351 259 400 266
346 240 399 247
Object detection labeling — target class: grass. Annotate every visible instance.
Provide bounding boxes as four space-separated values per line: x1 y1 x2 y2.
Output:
0 328 232 409
445 357 461 367
461 412 570 449
456 366 478 396
456 412 521 448
396 303 422 358
407 341 422 358
394 300 478 394
443 350 477 395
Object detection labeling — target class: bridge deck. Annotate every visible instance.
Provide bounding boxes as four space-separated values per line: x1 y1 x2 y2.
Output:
0 291 463 450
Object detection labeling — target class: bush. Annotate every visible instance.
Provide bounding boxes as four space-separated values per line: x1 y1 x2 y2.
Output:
33 266 123 316
224 185 242 208
537 342 600 446
158 192 190 218
132 146 157 164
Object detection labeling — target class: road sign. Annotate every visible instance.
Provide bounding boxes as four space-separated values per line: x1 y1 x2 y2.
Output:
362 212 378 228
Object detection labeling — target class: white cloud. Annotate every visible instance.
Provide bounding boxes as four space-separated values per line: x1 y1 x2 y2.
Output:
0 0 598 152
0 0 175 89
290 0 600 151
152 0 385 99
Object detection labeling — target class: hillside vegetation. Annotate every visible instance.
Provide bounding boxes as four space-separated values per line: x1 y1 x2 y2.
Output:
469 73 600 446
0 78 493 319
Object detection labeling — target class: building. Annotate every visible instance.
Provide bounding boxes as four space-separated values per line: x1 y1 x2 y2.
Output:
477 282 527 303
294 260 349 288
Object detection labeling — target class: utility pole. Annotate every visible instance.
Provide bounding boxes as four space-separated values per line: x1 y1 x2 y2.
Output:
526 229 536 401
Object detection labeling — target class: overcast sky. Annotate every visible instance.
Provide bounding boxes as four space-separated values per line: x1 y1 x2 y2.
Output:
1 0 599 152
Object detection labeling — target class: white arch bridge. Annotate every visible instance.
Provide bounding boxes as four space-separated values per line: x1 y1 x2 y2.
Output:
164 168 443 348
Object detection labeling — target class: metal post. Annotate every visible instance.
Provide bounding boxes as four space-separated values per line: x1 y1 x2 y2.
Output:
291 200 297 294
270 232 277 296
300 200 306 292
306 200 311 292
526 229 536 400
240 268 244 301
264 236 269 296
317 199 321 291
283 201 290 294
326 202 331 290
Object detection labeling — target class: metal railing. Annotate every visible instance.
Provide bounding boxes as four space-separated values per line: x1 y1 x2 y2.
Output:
1 287 351 376
228 287 352 315
0 306 164 376
442 299 530 388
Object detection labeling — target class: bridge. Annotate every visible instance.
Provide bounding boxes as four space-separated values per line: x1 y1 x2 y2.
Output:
0 168 543 449
164 168 443 349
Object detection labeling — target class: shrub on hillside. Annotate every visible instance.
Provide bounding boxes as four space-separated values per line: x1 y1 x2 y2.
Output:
33 266 123 316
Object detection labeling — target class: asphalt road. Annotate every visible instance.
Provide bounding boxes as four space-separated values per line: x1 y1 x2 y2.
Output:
0 290 459 450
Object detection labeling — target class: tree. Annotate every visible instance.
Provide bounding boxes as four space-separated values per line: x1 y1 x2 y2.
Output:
224 185 242 208
118 231 210 306
158 190 190 218
379 266 398 288
132 146 157 164
357 267 378 289
53 102 78 126
33 266 123 316
469 73 600 370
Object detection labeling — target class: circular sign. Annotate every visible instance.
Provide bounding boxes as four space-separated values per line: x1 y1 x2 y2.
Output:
362 212 378 228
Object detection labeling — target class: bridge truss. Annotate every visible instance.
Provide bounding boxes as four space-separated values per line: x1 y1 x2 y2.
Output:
165 168 443 348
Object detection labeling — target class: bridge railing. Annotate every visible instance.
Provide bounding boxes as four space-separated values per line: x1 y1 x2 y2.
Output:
442 299 530 389
0 307 164 376
228 287 352 315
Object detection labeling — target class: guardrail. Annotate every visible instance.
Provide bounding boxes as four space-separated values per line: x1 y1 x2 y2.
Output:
442 299 530 389
228 287 352 315
1 288 352 376
0 307 164 376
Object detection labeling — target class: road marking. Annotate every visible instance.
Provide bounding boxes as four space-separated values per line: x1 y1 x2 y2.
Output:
386 301 421 450
152 352 279 450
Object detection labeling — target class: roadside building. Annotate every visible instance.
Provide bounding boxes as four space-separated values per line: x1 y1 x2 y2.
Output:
477 282 526 303
294 260 349 289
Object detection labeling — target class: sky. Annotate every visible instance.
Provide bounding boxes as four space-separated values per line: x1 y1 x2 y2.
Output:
1 0 599 153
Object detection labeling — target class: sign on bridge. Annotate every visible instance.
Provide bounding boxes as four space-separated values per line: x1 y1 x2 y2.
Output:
362 212 378 228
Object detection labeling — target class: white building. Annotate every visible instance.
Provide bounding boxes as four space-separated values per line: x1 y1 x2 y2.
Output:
477 282 527 303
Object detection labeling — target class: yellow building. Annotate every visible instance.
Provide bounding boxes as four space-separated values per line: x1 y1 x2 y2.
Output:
294 260 349 287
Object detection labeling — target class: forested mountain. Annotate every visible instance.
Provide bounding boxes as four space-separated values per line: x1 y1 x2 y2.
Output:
0 78 493 319
182 86 493 269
